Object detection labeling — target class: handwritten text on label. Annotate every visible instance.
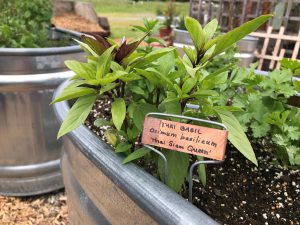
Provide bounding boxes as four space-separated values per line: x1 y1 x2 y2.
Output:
141 117 228 160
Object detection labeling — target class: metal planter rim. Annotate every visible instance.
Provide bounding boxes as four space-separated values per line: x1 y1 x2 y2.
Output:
174 28 188 33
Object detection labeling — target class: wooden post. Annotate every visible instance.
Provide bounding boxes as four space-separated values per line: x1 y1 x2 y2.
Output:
269 26 285 69
257 26 273 69
292 31 300 60
276 48 286 69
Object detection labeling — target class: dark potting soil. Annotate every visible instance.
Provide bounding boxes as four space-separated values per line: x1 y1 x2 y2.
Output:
85 97 300 225
186 144 300 225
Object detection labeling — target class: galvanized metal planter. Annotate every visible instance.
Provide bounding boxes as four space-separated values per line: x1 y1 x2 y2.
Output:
0 28 84 196
236 36 259 67
53 81 219 225
237 36 259 53
156 16 180 28
174 28 193 46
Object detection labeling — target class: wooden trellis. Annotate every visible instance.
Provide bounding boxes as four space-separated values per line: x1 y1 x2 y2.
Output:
190 0 300 33
190 0 300 70
251 26 300 70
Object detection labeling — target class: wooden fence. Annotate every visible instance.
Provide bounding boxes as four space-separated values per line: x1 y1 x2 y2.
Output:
190 0 300 32
189 0 300 69
251 26 300 69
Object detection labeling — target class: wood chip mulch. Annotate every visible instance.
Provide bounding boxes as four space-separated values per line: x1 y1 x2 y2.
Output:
0 190 69 225
51 13 105 34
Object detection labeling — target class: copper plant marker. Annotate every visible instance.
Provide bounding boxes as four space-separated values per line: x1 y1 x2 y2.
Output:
141 117 228 161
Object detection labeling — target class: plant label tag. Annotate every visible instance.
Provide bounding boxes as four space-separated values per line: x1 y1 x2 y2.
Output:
141 117 228 160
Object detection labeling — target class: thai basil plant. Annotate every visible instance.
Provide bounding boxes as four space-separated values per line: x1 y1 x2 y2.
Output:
53 15 272 192
132 18 166 53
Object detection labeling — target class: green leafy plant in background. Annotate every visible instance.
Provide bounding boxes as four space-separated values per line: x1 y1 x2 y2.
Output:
133 19 166 53
219 64 300 166
177 15 187 30
53 15 272 192
0 0 52 48
157 0 178 29
281 58 300 77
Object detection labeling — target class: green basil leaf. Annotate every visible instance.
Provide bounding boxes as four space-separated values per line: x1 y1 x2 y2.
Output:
81 34 111 56
123 147 150 164
131 86 146 96
132 25 148 32
104 130 118 146
58 94 97 138
184 16 205 51
156 51 175 75
161 100 182 115
51 87 96 104
127 125 140 140
147 68 175 90
200 44 216 64
100 83 119 95
158 150 189 193
65 60 95 80
182 77 197 94
174 84 183 97
133 103 158 130
94 118 112 127
111 98 126 130
116 142 132 153
96 46 115 79
213 14 272 57
146 37 166 46
180 57 200 77
214 109 257 166
203 19 218 42
106 37 119 47
119 72 141 82
134 47 175 68
51 80 90 104
135 68 160 86
110 61 124 72
200 71 228 89
98 71 127 86
183 46 197 65
73 39 98 56
192 90 219 97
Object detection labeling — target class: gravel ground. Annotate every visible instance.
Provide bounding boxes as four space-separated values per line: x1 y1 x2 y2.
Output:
0 190 68 225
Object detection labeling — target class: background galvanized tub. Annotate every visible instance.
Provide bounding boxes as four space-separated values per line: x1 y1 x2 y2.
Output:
0 28 83 196
236 36 259 67
237 36 259 53
53 81 219 225
174 28 193 46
